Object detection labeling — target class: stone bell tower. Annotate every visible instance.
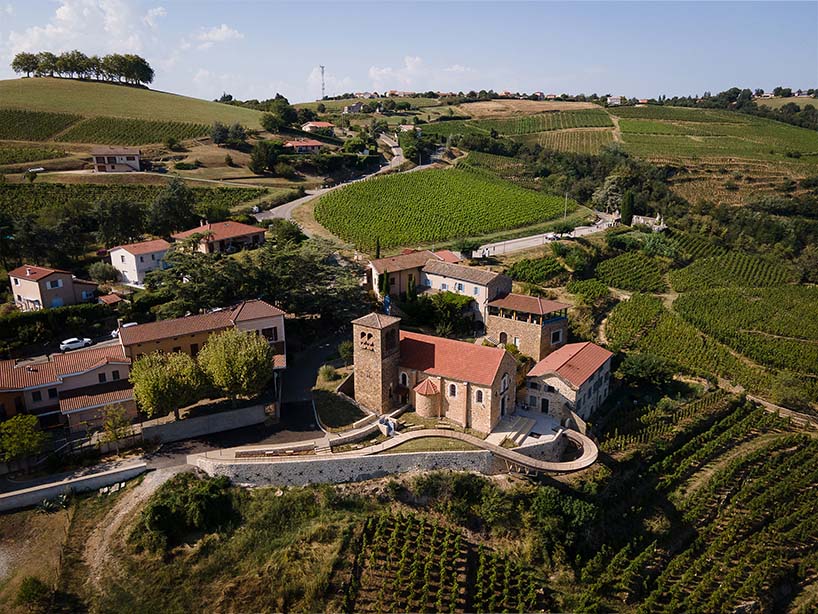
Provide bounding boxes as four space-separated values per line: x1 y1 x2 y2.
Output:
351 313 402 414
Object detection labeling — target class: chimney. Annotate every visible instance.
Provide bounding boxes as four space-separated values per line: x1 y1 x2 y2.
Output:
25 267 32 276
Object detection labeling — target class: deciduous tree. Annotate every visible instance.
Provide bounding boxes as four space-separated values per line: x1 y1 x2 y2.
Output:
0 414 49 465
197 328 274 405
130 352 204 420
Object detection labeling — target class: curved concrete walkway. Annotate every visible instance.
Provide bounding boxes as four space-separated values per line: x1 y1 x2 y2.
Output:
196 427 598 475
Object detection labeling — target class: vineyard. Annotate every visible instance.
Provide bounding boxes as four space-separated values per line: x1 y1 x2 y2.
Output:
421 120 489 137
673 286 818 374
314 167 576 250
610 106 745 122
618 118 730 136
0 183 268 217
665 229 725 260
332 512 550 613
0 145 66 165
523 129 615 155
0 108 82 140
581 387 818 613
56 116 209 145
595 251 667 292
669 252 795 291
475 110 613 135
505 256 565 285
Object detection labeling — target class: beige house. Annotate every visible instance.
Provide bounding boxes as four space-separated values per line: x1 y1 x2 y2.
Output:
420 261 512 323
284 139 323 154
352 313 517 434
525 342 613 424
8 265 97 311
109 238 171 287
92 147 141 172
171 221 266 254
301 121 335 135
368 250 461 300
0 345 135 432
485 294 569 361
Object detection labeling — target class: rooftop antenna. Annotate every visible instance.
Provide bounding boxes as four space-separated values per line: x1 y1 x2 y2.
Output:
320 65 325 100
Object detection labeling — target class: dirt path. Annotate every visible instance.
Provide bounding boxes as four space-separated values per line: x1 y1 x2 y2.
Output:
83 466 191 591
609 113 623 143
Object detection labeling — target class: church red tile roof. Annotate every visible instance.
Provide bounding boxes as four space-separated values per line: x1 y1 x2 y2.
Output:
399 331 509 387
527 342 612 388
413 378 439 395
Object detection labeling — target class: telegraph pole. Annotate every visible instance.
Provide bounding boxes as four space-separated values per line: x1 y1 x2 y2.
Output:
319 65 325 100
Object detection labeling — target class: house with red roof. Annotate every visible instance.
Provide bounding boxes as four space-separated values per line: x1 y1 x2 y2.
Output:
485 294 570 361
283 139 324 154
525 342 613 422
171 220 266 254
8 265 97 311
109 238 171 286
301 121 335 135
0 345 135 432
352 313 517 433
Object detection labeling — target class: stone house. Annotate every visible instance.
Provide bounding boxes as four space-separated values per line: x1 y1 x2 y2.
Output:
485 294 569 361
171 221 266 254
525 342 613 424
92 146 141 172
0 345 135 432
420 260 512 323
109 238 171 287
8 265 97 311
352 313 517 434
367 250 461 300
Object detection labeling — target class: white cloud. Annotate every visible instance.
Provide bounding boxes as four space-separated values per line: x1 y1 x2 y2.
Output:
5 0 145 56
142 6 166 30
194 24 243 49
443 64 474 74
368 55 425 90
367 56 480 93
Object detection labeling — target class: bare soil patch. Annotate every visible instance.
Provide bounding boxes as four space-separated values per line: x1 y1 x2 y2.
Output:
457 99 598 118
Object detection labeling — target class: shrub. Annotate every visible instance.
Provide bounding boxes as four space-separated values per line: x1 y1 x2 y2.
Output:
88 261 120 284
319 364 338 381
15 576 51 611
338 340 354 365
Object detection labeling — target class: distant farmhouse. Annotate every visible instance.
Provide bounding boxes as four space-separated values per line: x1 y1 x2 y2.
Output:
8 265 97 311
301 121 335 135
109 238 170 287
607 95 623 106
343 102 364 114
284 139 323 154
171 220 266 254
92 146 141 172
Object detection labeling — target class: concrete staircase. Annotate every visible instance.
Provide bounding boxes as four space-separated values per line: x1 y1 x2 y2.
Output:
486 415 536 447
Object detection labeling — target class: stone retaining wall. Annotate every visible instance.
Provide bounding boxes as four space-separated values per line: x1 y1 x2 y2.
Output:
0 463 148 513
142 404 267 444
195 450 498 487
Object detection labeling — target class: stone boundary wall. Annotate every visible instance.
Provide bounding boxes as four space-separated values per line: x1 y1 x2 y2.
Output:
195 450 498 487
142 405 267 444
0 463 148 513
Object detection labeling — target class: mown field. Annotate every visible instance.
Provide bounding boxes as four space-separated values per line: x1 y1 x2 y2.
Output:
314 166 576 250
0 77 264 127
0 183 269 216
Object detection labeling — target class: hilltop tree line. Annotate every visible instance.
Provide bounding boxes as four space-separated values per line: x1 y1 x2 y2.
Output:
11 51 154 86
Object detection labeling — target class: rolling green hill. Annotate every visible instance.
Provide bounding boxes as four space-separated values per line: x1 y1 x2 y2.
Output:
0 77 264 128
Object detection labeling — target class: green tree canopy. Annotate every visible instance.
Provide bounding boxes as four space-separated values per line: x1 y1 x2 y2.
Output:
130 352 204 420
0 414 49 463
197 328 274 404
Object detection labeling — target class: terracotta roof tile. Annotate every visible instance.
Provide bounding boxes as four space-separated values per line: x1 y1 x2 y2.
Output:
91 146 140 156
8 264 70 282
488 294 570 316
0 359 57 390
119 310 234 346
433 250 461 264
172 221 265 242
284 139 324 148
111 239 171 255
399 331 508 386
52 345 130 377
303 121 335 128
231 299 285 321
422 260 505 286
370 250 438 275
99 293 124 305
527 342 613 387
414 378 439 395
58 381 134 414
352 313 402 329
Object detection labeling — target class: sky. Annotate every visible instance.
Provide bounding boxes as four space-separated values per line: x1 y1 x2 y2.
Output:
0 1 816 103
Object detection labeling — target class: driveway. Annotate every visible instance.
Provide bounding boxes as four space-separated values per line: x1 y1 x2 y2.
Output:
477 212 617 256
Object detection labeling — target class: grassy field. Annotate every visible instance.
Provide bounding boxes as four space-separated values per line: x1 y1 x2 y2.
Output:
755 95 817 109
314 166 577 250
381 437 479 453
0 78 264 128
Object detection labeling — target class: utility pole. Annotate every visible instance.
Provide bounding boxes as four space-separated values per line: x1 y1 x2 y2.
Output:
564 191 568 219
320 65 325 100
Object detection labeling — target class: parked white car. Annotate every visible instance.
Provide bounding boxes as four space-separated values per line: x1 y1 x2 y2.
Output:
59 337 92 351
